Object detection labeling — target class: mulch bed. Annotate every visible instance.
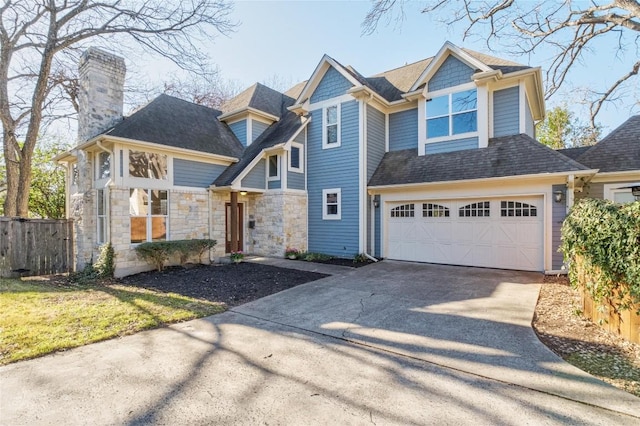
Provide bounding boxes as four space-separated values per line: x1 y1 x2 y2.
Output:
119 262 328 307
301 257 377 268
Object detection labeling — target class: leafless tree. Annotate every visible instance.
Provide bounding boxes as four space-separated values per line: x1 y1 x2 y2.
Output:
0 0 235 217
363 0 640 127
161 68 243 109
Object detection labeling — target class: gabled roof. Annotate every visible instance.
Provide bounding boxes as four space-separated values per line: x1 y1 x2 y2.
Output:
461 48 531 75
213 100 307 187
294 54 363 104
557 146 591 161
220 83 288 119
366 58 432 102
105 94 243 158
567 115 640 173
369 134 590 187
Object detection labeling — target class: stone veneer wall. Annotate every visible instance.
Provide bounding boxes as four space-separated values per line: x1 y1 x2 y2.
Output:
110 188 222 278
247 191 307 257
70 151 95 270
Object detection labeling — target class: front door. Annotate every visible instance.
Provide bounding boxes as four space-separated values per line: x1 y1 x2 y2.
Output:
225 202 244 253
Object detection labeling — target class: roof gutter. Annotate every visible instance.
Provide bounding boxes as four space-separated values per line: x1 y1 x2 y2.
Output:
368 169 599 193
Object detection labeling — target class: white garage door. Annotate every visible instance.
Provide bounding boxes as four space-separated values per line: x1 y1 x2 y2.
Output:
387 197 544 271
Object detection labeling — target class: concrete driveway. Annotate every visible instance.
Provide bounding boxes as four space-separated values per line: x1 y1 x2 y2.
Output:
1 260 639 425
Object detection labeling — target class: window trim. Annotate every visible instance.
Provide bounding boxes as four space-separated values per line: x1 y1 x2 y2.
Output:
267 154 280 181
322 188 341 220
604 183 636 204
288 142 304 173
425 88 478 142
322 103 341 149
96 188 108 244
129 188 169 244
95 151 111 182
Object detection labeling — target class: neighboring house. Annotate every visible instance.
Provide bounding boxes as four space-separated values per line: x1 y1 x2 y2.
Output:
58 42 626 277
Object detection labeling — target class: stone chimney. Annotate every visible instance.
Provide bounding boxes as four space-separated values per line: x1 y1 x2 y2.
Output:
77 47 126 142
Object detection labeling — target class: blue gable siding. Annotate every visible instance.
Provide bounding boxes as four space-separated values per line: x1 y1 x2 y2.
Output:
493 86 520 137
252 120 270 143
425 137 478 154
268 179 281 190
307 100 360 257
310 66 353 104
288 171 305 190
229 120 247 146
367 105 386 181
389 108 418 151
174 159 227 188
428 55 475 92
241 159 266 189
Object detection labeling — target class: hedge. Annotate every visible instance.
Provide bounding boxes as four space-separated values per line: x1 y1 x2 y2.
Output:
135 239 217 271
561 198 640 311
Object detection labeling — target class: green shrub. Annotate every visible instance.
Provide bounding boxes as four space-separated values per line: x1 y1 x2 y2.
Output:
94 242 115 278
353 253 369 263
134 239 217 271
301 252 332 262
561 198 640 310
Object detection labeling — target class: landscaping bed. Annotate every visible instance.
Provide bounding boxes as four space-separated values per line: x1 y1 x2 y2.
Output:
533 276 640 397
120 262 328 306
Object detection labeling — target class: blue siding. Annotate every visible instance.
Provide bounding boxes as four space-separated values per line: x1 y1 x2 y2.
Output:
425 137 478 154
428 55 474 92
241 159 266 189
367 105 386 181
174 159 227 188
252 120 270 143
268 179 281 190
229 120 247 146
389 108 418 151
552 184 567 270
524 94 534 138
493 86 520 137
310 66 353 103
288 171 305 190
307 100 360 257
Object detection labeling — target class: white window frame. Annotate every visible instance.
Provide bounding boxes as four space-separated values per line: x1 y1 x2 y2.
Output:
288 142 304 173
267 154 280 181
322 188 341 220
129 188 169 244
95 151 111 184
604 183 636 204
96 188 108 244
322 104 341 149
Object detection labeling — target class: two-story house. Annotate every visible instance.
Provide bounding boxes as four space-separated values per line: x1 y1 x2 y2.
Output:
57 42 638 277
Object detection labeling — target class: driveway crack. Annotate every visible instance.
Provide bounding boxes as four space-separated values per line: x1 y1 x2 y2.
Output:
342 293 375 338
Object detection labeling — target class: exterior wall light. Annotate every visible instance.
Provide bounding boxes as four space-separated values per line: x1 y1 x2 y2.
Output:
240 191 248 196
373 198 380 208
553 190 564 203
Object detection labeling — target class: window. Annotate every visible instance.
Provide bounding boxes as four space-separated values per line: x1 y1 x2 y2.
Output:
500 201 537 217
612 190 636 204
322 188 341 220
288 142 303 172
323 104 341 148
130 189 168 243
97 189 107 244
459 201 490 217
96 152 110 180
268 155 280 180
426 89 477 139
129 150 168 180
391 204 415 218
423 203 449 217
71 163 79 186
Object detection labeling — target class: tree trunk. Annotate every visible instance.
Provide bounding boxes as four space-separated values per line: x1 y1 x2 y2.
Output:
2 129 19 217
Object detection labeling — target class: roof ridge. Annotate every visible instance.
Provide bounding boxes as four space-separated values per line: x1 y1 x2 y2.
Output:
370 56 433 77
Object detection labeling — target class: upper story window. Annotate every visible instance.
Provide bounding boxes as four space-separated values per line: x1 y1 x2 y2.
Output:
96 152 110 180
71 162 79 186
129 150 168 180
267 154 280 180
323 104 341 149
288 142 303 173
426 89 477 140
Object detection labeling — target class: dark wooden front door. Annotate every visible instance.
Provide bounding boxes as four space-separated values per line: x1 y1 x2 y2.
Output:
225 202 243 253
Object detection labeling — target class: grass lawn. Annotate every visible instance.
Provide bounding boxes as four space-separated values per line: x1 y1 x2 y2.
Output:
0 277 225 365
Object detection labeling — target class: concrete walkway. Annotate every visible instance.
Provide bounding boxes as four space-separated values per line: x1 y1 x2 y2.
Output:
1 261 639 425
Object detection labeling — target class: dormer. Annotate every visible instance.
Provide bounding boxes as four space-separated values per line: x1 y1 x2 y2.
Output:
411 42 545 155
219 83 286 147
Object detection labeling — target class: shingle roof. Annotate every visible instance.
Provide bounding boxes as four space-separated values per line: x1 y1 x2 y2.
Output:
369 134 590 187
220 83 288 118
570 115 640 172
366 58 432 102
557 146 591 161
214 103 306 187
105 94 243 158
461 48 531 74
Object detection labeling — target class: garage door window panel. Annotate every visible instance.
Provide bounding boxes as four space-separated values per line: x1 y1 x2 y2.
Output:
423 203 449 217
391 204 415 218
459 201 490 217
500 201 537 217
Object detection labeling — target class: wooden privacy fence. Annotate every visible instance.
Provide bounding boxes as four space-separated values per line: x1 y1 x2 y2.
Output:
0 218 74 278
